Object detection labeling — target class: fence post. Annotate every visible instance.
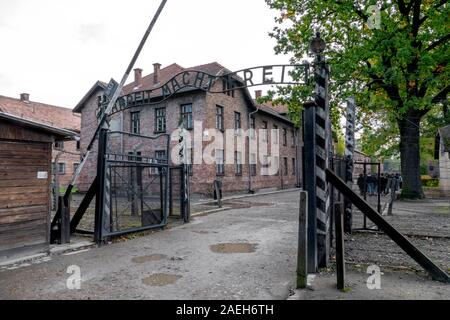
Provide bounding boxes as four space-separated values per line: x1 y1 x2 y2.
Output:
297 191 308 288
60 196 71 244
334 202 345 290
94 128 108 244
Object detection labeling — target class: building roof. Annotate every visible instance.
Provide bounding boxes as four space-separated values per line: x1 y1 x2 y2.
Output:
0 95 80 132
354 149 370 157
438 125 450 153
122 62 228 96
73 81 107 113
257 100 289 115
0 111 77 139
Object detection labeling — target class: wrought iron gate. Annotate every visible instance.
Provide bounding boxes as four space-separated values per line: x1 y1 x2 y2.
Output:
94 129 172 242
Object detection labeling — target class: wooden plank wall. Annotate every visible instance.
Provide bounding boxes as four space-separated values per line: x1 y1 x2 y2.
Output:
0 140 52 254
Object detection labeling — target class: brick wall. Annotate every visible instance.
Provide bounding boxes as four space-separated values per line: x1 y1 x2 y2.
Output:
76 82 300 196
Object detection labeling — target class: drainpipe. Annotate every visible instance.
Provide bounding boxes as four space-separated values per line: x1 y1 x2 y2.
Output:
248 107 259 193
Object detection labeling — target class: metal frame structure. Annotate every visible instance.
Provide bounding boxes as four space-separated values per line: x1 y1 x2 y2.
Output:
94 129 172 243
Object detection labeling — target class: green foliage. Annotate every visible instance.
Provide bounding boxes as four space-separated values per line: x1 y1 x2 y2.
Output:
59 187 79 194
265 0 449 198
421 175 439 188
335 129 346 155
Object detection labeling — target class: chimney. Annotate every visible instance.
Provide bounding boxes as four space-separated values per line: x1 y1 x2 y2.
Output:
255 90 262 99
153 63 161 84
20 93 30 102
134 68 143 87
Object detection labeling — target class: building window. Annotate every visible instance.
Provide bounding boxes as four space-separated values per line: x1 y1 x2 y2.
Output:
155 108 166 133
222 79 235 97
250 153 257 176
235 151 243 175
250 117 256 139
291 130 296 147
131 111 141 134
283 157 288 176
273 125 279 145
292 158 296 176
181 104 193 129
216 106 224 132
73 163 80 173
54 141 64 150
58 163 66 175
234 112 241 135
216 149 225 176
283 128 287 146
155 150 167 163
262 121 268 142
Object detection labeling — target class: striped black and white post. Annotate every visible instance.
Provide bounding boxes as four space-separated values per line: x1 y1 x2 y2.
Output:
178 127 190 222
344 97 356 233
103 166 112 233
313 51 332 268
303 32 331 271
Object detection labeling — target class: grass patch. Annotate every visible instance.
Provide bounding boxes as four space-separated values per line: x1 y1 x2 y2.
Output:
59 187 79 194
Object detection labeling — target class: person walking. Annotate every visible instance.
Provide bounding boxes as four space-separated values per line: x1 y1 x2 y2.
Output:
367 174 375 196
357 174 365 195
380 173 388 195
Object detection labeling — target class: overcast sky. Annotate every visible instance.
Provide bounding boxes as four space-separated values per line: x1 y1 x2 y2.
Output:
0 0 290 108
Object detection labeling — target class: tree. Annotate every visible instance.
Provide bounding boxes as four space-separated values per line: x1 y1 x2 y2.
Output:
266 0 449 198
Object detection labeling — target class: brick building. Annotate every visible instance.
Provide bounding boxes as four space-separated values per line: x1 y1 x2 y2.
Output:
74 62 301 195
0 94 81 189
353 149 373 177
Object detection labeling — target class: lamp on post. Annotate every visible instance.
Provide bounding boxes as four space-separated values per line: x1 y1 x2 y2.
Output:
309 32 326 56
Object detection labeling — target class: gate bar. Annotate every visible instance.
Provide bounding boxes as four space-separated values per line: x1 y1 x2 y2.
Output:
334 202 345 290
326 168 450 283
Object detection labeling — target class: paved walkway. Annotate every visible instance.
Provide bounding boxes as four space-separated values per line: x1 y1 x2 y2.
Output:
0 191 300 300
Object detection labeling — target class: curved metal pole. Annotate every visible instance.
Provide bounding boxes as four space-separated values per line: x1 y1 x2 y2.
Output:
71 0 169 188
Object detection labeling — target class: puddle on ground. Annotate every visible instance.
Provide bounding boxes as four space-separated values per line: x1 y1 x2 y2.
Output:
210 243 258 254
142 273 182 286
226 202 274 209
132 254 167 264
191 230 209 234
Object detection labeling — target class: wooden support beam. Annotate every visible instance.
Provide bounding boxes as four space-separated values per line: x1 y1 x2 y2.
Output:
70 176 98 234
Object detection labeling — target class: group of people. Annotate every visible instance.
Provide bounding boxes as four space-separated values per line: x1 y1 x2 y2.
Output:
357 173 402 196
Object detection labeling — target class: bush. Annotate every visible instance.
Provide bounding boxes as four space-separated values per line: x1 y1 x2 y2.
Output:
421 175 439 188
